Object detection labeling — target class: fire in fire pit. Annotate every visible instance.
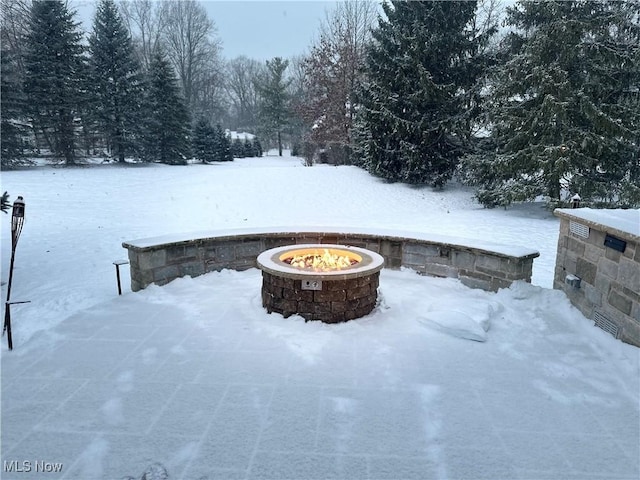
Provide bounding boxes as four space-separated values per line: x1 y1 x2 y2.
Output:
256 244 384 323
284 247 359 271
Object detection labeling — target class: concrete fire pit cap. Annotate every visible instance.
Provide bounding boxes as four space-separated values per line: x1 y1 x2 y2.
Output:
256 244 385 281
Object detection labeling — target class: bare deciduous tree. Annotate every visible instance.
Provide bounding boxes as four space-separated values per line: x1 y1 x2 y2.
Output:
301 1 378 163
225 55 263 131
118 0 165 70
159 0 221 114
1 0 31 77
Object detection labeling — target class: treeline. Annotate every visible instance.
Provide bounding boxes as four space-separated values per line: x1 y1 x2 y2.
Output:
298 0 639 208
0 0 268 166
2 0 639 207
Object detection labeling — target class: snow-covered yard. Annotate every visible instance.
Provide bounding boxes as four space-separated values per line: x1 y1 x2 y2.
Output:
2 156 638 479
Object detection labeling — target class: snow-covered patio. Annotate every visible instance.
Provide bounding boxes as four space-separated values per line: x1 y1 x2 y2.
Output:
2 157 639 479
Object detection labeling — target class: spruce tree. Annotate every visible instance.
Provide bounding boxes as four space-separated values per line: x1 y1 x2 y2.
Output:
142 51 191 164
24 0 85 164
1 52 27 167
193 117 216 163
257 57 291 156
252 137 263 157
216 123 233 162
88 0 142 163
231 138 244 158
215 124 233 162
243 138 255 157
354 1 479 187
466 0 640 207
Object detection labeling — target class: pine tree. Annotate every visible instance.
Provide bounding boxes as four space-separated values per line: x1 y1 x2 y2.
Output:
231 138 244 158
354 1 479 187
1 51 27 167
24 0 86 164
257 57 291 156
193 117 216 163
466 0 640 207
142 51 191 164
215 124 233 162
252 137 263 157
243 138 255 157
88 0 142 163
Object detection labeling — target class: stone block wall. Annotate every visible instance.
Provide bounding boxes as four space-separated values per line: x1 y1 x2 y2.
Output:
123 229 539 294
554 210 640 346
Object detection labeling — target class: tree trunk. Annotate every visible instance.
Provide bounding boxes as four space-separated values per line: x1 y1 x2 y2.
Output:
278 131 282 156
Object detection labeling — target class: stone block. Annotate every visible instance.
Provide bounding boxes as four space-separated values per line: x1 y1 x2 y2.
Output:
605 247 621 262
331 301 350 313
236 240 264 259
608 289 632 316
315 290 346 303
623 242 635 259
153 265 179 282
130 279 141 292
402 252 426 267
346 285 370 300
584 284 602 307
567 236 585 256
283 289 313 302
618 259 640 293
452 251 475 270
138 250 167 270
597 258 618 280
366 242 381 253
576 257 597 285
587 229 605 247
312 302 332 314
459 275 491 291
404 242 439 256
380 240 402 257
476 255 503 271
326 280 348 291
635 245 640 263
584 244 604 263
595 274 612 296
424 263 459 279
490 278 511 292
386 257 402 268
179 261 205 278
264 237 297 249
623 287 640 304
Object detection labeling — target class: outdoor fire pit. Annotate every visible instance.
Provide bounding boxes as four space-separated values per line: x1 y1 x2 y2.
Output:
256 244 384 323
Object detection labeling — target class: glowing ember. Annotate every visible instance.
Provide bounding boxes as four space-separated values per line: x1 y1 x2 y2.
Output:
285 248 358 271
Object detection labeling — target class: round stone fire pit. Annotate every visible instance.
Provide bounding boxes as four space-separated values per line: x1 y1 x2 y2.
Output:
256 244 384 323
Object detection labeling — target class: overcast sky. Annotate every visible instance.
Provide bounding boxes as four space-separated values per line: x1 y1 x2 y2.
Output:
74 0 340 61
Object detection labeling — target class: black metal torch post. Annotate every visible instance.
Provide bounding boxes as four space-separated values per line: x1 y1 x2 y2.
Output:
3 196 25 350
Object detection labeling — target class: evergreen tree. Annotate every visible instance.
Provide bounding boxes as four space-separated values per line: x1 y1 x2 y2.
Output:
354 1 479 187
252 137 263 157
465 0 640 207
257 57 291 156
215 124 233 162
193 117 216 163
142 51 191 164
243 138 255 157
88 0 142 163
1 51 27 167
24 0 86 164
231 137 244 158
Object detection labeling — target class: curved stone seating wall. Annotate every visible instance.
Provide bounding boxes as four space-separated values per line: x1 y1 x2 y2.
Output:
122 227 539 293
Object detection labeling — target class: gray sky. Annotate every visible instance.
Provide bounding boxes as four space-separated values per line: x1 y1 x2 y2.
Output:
74 0 339 61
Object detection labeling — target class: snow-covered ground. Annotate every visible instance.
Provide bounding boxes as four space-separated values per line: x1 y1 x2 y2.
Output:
2 155 639 479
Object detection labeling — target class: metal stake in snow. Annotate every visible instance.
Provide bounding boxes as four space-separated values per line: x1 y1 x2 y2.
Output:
3 196 27 350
